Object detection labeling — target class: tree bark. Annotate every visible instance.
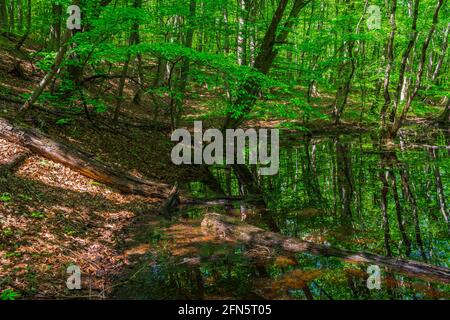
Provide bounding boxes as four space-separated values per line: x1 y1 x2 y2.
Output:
223 0 311 129
380 0 397 132
113 56 131 122
431 23 449 83
15 0 30 50
49 3 62 51
20 28 72 112
8 0 14 31
172 0 196 128
0 117 171 199
236 0 247 66
390 0 445 137
389 0 419 121
0 151 30 175
0 0 8 31
131 0 145 105
201 213 450 284
332 0 359 124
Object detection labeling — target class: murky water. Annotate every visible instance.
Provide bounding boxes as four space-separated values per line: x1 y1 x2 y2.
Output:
115 131 450 300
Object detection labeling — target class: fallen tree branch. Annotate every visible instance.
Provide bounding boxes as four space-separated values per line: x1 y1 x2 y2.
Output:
0 151 31 175
159 185 180 217
0 117 171 199
183 196 244 206
201 213 450 284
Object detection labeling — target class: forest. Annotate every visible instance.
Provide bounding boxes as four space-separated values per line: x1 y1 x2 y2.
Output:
0 0 449 301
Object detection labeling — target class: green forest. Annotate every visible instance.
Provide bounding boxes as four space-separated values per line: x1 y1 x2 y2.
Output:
0 0 449 301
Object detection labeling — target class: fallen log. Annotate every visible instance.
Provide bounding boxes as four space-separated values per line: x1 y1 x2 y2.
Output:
0 117 171 199
201 213 450 284
182 196 244 206
159 185 180 217
0 151 31 175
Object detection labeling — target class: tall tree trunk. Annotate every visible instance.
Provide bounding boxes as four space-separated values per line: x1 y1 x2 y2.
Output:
332 0 359 124
224 0 312 129
113 56 131 122
219 0 312 222
237 0 247 66
173 0 196 128
389 0 419 122
380 0 397 136
17 0 22 32
8 0 14 31
0 0 8 30
49 3 62 51
15 0 30 50
131 0 145 105
431 23 449 83
389 0 445 137
20 28 72 113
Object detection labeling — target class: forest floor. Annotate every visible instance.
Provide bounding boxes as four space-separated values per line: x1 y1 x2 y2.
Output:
0 34 447 299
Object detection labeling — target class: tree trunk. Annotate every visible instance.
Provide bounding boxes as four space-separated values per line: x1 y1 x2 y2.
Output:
380 0 397 134
0 0 8 30
49 4 62 51
131 0 145 105
223 0 311 129
173 0 196 127
8 0 14 31
390 0 444 137
332 0 358 124
113 56 131 122
389 0 419 122
201 213 450 284
20 28 72 112
431 23 449 83
15 0 30 50
0 117 171 199
0 150 30 175
17 0 22 32
236 0 247 66
219 0 311 214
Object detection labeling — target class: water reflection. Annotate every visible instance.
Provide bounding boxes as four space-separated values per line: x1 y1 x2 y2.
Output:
116 132 449 300
203 132 449 298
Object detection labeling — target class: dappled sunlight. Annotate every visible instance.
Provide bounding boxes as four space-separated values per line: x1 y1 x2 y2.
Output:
0 140 162 298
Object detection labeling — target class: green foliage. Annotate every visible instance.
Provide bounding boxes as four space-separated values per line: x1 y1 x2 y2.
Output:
30 211 45 219
56 118 72 125
0 193 12 202
0 289 21 300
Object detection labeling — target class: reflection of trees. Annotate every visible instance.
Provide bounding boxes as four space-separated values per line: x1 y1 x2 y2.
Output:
335 137 354 231
388 169 411 256
428 148 449 227
302 137 327 209
380 151 427 261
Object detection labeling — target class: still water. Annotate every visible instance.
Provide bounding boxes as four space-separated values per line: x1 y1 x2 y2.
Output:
115 131 450 300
